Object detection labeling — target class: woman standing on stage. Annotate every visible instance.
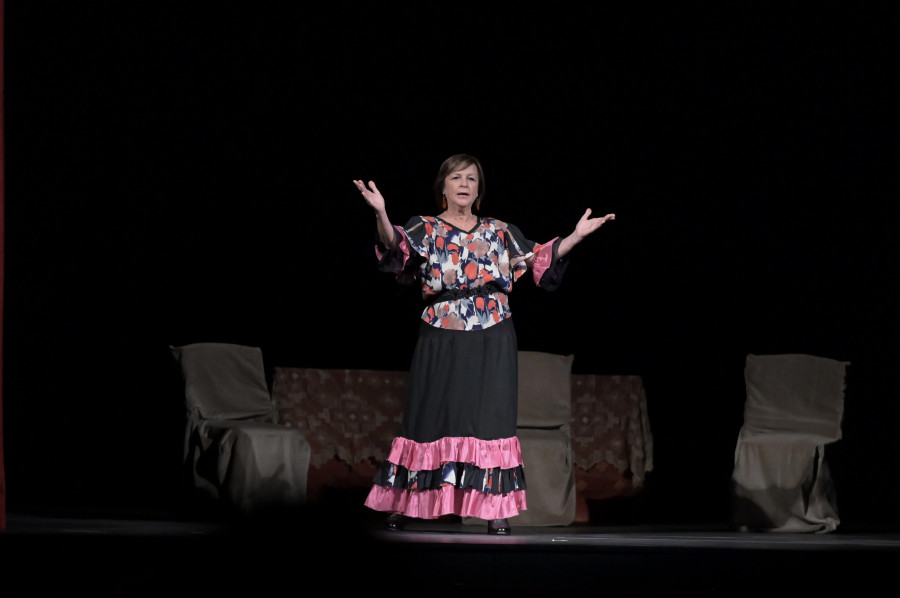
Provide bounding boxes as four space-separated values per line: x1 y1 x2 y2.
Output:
353 153 615 535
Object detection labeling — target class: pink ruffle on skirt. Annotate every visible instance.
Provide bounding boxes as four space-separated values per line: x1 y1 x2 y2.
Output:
364 484 527 520
364 435 528 520
385 435 523 470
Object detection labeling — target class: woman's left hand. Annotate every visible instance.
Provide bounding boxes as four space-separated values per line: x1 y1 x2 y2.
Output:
575 208 615 239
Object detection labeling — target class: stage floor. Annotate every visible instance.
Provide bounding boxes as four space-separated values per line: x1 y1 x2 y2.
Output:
3 510 899 596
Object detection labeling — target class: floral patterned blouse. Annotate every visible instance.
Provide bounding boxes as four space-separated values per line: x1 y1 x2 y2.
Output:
376 215 567 331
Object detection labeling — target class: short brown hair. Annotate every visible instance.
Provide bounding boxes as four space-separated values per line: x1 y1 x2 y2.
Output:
433 153 485 211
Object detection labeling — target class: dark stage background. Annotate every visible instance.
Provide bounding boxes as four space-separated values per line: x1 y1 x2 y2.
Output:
3 2 898 529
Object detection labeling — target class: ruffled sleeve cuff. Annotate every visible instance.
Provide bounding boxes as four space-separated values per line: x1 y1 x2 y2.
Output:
375 225 411 274
532 237 569 291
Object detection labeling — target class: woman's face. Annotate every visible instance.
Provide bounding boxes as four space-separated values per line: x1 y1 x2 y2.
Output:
443 163 479 211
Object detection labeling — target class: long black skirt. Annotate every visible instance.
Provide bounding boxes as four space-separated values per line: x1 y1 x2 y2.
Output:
364 317 528 519
400 317 519 443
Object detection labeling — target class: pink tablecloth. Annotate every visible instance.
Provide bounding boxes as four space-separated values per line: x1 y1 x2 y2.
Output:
571 374 654 490
271 368 653 504
272 368 407 468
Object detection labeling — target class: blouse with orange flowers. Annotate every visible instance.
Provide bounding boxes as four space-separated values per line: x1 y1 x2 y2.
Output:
375 215 566 331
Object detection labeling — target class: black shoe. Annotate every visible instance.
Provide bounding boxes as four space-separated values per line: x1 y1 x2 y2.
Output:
488 518 510 535
384 513 407 531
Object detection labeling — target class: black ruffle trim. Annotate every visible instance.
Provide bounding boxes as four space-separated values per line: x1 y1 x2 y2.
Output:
372 460 527 495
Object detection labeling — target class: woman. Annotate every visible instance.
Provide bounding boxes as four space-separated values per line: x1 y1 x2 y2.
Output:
353 154 614 535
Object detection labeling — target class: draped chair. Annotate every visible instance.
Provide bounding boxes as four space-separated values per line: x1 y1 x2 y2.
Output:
170 342 311 515
731 353 849 532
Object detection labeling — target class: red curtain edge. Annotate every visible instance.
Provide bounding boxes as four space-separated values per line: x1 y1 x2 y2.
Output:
1 0 8 531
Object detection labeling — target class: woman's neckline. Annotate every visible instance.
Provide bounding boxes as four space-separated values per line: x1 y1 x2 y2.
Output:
436 213 480 232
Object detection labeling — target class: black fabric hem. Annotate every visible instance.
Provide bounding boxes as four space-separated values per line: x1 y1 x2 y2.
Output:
372 460 527 495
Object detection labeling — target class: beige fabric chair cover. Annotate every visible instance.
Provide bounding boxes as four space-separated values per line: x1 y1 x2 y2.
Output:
516 351 575 428
514 351 576 526
731 353 849 533
464 350 576 526
515 425 576 526
171 342 311 514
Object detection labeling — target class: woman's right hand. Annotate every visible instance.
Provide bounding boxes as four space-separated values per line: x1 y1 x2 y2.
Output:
355 179 397 248
353 179 386 215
